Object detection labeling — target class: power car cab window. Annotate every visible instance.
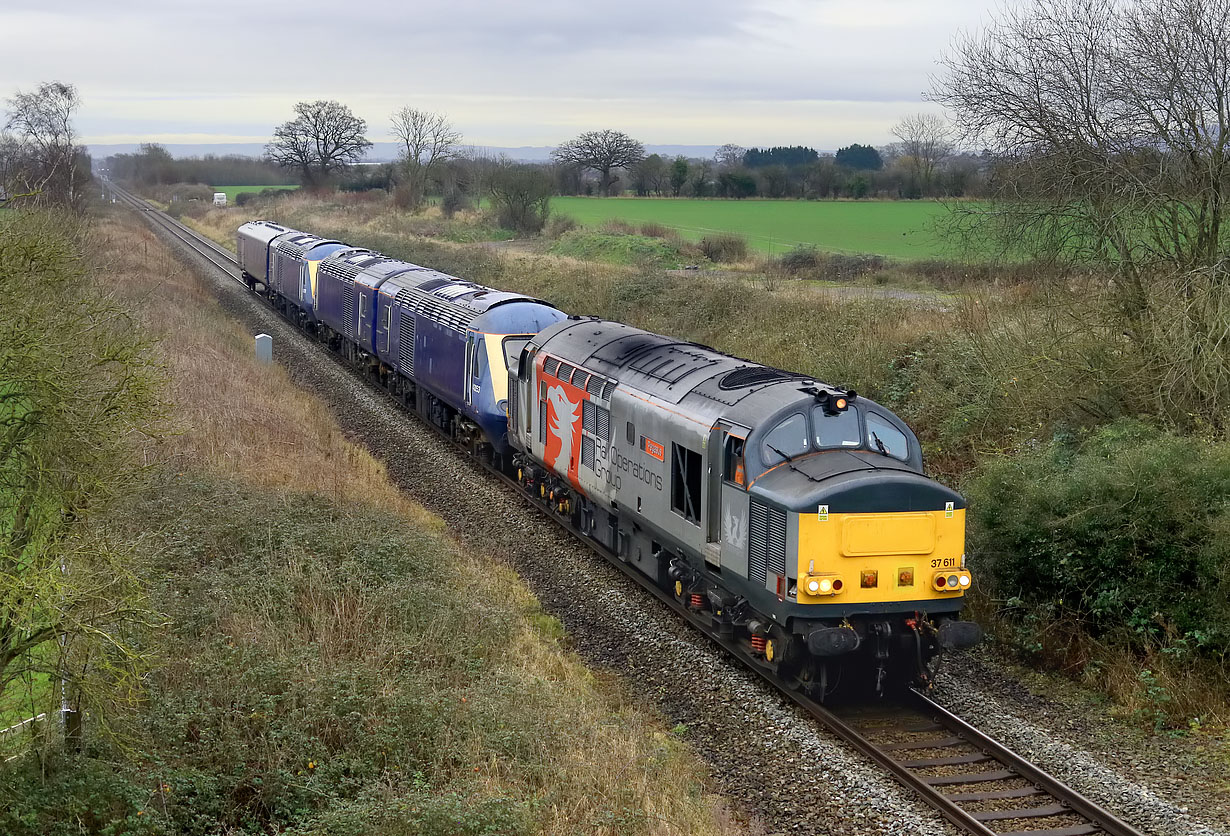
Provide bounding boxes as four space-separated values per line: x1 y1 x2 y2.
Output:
503 336 531 371
812 405 861 449
865 412 909 460
761 413 809 465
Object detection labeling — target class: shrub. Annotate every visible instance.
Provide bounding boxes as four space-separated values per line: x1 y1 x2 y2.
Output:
489 165 552 234
699 232 748 263
392 184 415 210
440 188 472 218
545 213 579 238
778 245 821 273
966 419 1230 660
600 218 636 235
638 221 676 239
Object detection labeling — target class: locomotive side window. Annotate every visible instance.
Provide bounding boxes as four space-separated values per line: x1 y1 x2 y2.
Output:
866 412 909 460
723 435 746 486
813 405 861 449
671 443 703 525
761 413 809 464
626 422 635 444
471 337 488 381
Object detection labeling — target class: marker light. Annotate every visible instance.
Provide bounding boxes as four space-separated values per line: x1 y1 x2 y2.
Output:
803 575 841 597
835 397 847 410
933 570 972 592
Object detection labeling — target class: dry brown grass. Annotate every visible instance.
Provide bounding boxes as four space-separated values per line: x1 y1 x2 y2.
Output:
96 206 743 836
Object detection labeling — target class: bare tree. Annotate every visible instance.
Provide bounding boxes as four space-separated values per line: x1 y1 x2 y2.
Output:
266 100 371 189
390 107 462 211
3 81 88 209
933 0 1230 420
713 143 746 170
552 130 645 196
890 113 952 188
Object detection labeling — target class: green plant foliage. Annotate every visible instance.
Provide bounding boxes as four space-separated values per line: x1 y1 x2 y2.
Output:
966 419 1230 657
0 475 710 834
549 230 687 268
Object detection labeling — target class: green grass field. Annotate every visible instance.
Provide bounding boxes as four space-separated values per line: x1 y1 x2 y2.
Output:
551 197 954 259
210 184 298 203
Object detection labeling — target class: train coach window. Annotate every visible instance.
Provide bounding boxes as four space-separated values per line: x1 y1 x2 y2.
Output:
866 412 909 460
761 413 809 465
813 405 861 449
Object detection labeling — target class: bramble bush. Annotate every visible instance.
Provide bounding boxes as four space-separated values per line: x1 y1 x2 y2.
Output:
966 419 1230 660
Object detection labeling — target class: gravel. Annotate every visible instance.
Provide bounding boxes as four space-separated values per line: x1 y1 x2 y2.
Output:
932 651 1230 836
139 209 1226 836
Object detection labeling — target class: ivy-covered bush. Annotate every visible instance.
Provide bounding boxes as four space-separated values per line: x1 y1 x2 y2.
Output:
966 419 1230 656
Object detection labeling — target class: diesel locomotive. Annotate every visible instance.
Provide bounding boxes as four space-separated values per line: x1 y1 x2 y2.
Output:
236 220 981 698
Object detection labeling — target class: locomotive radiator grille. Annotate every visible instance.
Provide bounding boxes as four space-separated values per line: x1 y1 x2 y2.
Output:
596 404 610 440
399 315 415 374
507 375 519 436
581 436 595 470
749 501 788 586
582 400 597 434
343 284 355 336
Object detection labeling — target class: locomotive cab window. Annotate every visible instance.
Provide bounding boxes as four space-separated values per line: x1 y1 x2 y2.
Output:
671 443 703 525
813 405 861 449
761 413 809 465
866 412 909 460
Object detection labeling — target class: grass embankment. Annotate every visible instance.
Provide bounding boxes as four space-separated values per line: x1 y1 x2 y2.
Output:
172 189 1230 728
550 196 953 258
0 207 736 836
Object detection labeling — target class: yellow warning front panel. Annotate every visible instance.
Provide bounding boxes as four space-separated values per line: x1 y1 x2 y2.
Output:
841 513 936 556
797 509 966 605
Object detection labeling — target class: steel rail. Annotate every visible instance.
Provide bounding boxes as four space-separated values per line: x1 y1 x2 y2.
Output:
115 187 1149 836
105 180 242 279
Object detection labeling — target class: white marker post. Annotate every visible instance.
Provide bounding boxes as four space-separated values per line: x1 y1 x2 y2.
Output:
255 334 272 364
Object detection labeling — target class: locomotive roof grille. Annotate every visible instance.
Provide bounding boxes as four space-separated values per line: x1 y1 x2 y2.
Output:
393 286 476 334
718 367 806 390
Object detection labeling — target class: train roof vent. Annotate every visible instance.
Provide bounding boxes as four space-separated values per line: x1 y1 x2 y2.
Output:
415 277 452 293
718 367 801 390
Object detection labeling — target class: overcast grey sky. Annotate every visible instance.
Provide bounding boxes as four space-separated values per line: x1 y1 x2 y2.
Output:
2 0 999 149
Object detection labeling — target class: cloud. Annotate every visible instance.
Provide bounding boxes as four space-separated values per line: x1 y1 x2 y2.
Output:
1 0 994 146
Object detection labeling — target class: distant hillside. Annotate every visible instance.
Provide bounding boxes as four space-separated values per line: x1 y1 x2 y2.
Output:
88 142 725 163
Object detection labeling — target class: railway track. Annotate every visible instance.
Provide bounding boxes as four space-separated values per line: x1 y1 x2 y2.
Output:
109 181 1148 836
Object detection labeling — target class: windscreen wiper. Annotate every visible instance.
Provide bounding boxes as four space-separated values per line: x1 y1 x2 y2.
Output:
767 444 823 483
871 431 889 457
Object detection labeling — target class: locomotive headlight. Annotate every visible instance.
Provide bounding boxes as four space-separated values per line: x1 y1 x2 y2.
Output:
933 570 972 592
803 575 841 597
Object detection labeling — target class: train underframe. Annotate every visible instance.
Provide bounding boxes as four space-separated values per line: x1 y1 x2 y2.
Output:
511 457 975 700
